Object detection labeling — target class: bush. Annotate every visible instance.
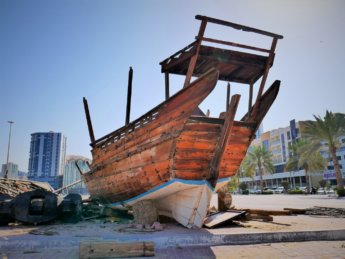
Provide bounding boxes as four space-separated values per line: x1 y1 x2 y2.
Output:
242 190 249 195
261 190 273 195
288 189 304 194
337 188 345 197
281 181 289 192
319 179 327 188
239 182 248 192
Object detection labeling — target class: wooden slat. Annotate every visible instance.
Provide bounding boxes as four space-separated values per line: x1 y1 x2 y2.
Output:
195 15 284 39
173 159 210 171
79 241 154 258
173 170 209 180
174 150 213 160
209 95 240 185
175 141 216 150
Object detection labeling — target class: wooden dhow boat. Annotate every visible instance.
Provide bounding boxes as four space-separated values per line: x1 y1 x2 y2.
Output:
82 15 283 228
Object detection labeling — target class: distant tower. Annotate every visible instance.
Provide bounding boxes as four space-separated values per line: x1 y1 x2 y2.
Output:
28 132 66 189
256 123 263 139
63 155 90 195
1 162 18 179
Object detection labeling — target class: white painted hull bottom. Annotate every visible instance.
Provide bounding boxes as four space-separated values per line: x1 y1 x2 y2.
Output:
111 179 214 228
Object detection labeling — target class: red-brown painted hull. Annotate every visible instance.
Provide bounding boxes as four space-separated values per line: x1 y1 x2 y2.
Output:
83 77 280 204
83 69 219 203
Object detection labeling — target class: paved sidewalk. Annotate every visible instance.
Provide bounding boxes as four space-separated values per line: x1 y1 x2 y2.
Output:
2 241 345 258
210 241 345 259
1 195 344 258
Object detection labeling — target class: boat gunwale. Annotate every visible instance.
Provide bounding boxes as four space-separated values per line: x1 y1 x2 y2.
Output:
92 68 219 149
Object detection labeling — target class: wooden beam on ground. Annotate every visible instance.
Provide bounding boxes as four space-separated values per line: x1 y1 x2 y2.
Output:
245 213 273 222
242 209 292 216
79 241 154 258
284 208 306 214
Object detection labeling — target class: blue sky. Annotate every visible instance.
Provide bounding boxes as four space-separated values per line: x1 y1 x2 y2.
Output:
1 0 345 171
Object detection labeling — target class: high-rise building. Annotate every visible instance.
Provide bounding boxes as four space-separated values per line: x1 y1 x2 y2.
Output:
63 155 90 195
1 162 18 178
240 119 345 189
28 132 66 189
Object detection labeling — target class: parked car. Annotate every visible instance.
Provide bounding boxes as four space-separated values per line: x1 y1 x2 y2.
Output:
249 189 261 194
317 188 335 195
274 186 285 194
299 186 308 193
317 188 326 194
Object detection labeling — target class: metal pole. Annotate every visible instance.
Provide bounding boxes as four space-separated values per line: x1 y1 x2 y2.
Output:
5 121 14 179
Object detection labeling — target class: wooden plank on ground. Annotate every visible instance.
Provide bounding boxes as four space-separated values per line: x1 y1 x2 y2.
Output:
242 209 292 216
79 241 154 258
283 208 306 214
204 210 246 228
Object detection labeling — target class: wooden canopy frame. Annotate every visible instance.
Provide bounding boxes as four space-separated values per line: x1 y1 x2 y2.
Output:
160 15 283 119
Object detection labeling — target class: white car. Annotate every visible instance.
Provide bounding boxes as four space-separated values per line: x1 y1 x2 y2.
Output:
317 188 326 194
274 186 285 194
299 186 308 193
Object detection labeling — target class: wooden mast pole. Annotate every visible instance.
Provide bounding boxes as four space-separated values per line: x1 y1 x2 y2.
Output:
248 82 254 117
183 18 207 88
165 72 170 100
126 66 133 125
83 97 95 144
251 37 278 118
226 82 230 112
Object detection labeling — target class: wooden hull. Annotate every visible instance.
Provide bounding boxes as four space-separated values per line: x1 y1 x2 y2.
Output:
83 72 280 228
83 69 219 204
111 179 213 228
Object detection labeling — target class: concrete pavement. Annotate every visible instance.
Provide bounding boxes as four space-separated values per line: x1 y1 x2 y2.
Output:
0 195 344 258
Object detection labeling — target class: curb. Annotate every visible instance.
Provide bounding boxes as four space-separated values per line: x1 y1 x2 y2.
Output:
1 229 345 250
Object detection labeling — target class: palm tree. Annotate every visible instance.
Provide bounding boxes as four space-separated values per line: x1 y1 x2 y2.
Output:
242 145 274 193
236 166 255 193
285 139 326 193
302 111 345 190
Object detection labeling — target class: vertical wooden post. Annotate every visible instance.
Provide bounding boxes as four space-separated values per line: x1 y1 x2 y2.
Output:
248 82 253 116
165 72 170 100
206 109 210 117
126 66 133 125
226 82 230 112
183 19 207 88
251 37 278 118
83 97 95 144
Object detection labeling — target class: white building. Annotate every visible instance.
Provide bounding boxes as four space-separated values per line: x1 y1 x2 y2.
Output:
241 119 345 190
63 155 90 195
1 162 18 178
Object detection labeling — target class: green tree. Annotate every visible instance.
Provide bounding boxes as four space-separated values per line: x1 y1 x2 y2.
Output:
242 145 274 193
281 180 289 193
285 139 326 193
302 111 345 191
236 166 255 193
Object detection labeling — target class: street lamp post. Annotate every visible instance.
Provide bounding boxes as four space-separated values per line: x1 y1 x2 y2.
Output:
5 121 14 179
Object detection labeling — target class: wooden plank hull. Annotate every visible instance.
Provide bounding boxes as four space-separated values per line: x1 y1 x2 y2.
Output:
82 76 280 228
81 15 283 228
111 179 213 228
83 69 219 204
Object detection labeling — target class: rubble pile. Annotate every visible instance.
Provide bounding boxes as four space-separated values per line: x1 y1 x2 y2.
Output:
0 178 50 198
305 207 345 218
